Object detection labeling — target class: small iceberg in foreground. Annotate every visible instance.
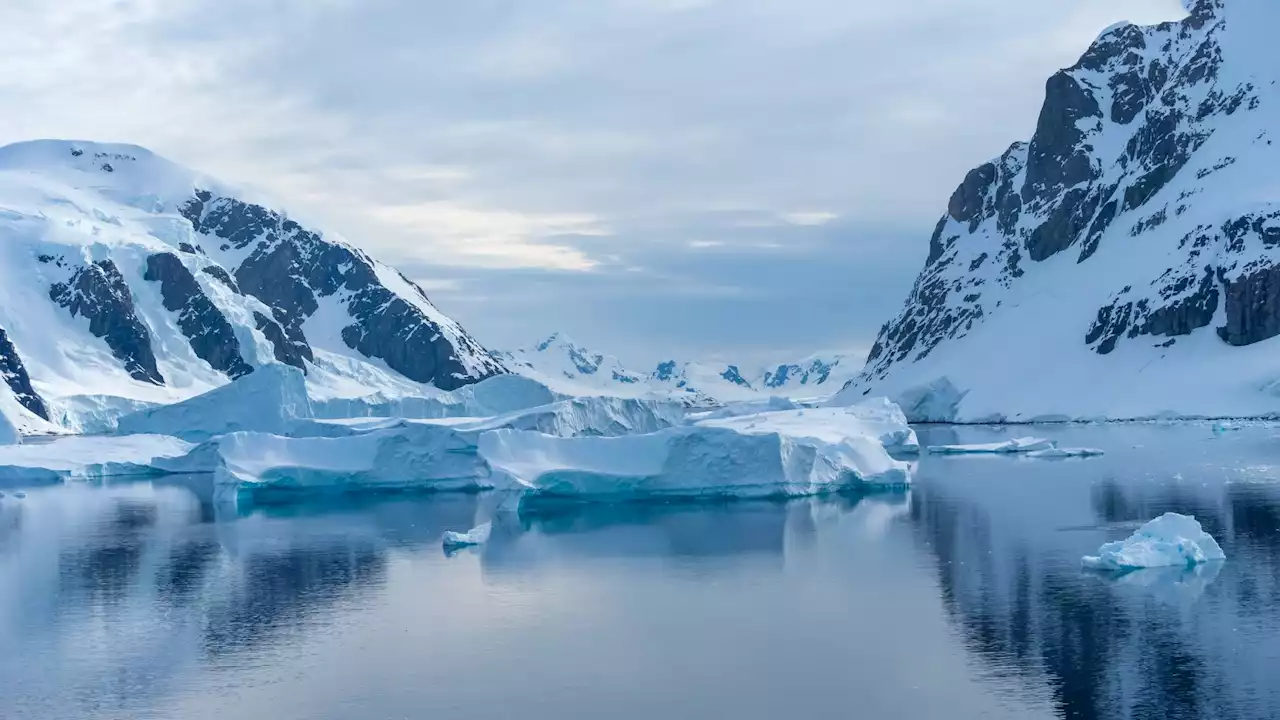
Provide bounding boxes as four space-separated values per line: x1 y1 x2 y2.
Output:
443 523 492 550
1082 513 1225 571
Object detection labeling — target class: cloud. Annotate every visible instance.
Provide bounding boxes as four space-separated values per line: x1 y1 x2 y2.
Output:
0 0 1187 362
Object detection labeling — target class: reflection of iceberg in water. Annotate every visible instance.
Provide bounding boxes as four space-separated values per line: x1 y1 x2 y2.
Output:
1087 562 1223 607
478 491 909 578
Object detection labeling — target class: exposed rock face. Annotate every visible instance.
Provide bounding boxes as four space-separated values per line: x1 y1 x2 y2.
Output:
144 252 254 379
0 327 48 420
49 260 164 385
857 0 1280 412
182 195 503 391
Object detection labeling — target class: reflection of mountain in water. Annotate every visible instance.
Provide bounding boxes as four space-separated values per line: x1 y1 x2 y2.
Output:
912 450 1280 720
0 486 479 718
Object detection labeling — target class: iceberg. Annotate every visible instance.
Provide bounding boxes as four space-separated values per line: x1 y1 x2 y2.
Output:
156 395 688 502
0 434 193 487
696 399 920 455
1082 513 1226 571
690 396 800 421
311 374 561 420
928 437 1057 455
479 420 911 505
0 411 19 446
157 425 497 500
443 523 492 550
116 364 313 441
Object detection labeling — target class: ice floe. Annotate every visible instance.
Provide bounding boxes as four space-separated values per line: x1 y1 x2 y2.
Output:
0 434 194 486
1082 513 1226 571
928 437 1057 455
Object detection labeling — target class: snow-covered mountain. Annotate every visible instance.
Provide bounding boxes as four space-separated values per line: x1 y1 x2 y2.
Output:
0 140 503 433
841 0 1280 421
499 333 858 402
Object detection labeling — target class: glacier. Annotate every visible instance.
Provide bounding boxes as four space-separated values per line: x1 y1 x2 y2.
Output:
1082 513 1226 571
310 374 561 420
0 409 19 446
116 364 313 441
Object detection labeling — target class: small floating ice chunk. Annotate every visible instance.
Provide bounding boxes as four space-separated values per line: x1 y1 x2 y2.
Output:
12 491 25 499
443 523 492 549
1025 446 1106 459
928 437 1056 455
1211 421 1242 434
1082 513 1225 571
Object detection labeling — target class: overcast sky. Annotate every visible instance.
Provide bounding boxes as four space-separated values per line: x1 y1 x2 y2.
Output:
0 0 1185 367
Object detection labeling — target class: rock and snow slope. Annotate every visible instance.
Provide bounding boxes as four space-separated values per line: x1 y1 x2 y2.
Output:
0 140 502 432
843 0 1280 421
500 333 858 402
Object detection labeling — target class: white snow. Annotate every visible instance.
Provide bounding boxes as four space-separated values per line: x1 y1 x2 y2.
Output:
443 523 492 549
0 434 192 485
116 364 312 441
928 437 1057 455
0 139 501 433
1082 513 1226 571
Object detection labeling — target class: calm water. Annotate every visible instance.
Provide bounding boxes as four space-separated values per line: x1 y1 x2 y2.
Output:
2 423 1280 720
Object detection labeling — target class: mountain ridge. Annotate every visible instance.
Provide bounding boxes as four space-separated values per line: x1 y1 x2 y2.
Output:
0 139 503 432
841 0 1280 421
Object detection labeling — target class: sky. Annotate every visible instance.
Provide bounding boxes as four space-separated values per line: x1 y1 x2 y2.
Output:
0 0 1186 368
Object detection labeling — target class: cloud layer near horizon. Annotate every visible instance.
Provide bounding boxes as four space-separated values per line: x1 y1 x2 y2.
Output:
0 0 1184 364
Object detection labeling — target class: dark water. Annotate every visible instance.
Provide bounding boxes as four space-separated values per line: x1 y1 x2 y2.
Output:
2 423 1279 720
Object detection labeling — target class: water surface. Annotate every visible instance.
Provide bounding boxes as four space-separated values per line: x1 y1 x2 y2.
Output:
2 422 1279 720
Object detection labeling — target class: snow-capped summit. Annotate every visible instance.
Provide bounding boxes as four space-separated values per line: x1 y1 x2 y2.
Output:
843 0 1280 421
0 139 503 433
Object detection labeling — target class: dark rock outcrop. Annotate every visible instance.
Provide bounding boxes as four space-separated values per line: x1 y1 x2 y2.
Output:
143 253 254 379
0 327 49 420
183 194 501 390
50 260 164 385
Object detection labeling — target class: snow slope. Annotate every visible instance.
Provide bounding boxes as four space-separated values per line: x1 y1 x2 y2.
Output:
843 0 1280 421
0 140 502 432
500 333 858 403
